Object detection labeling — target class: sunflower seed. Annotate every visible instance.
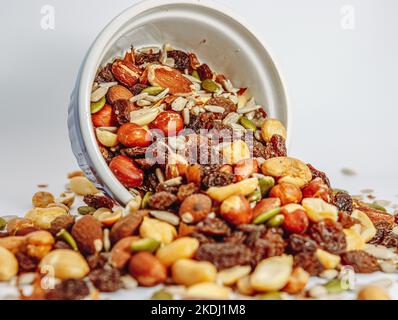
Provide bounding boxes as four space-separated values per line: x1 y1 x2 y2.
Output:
129 92 149 103
136 99 152 107
149 210 180 226
246 111 255 120
229 94 239 105
164 57 175 68
97 126 118 133
183 74 202 83
341 168 357 176
229 123 246 132
91 86 108 102
223 112 240 125
99 81 118 89
222 79 235 93
254 130 262 141
170 97 188 112
120 275 138 289
138 46 160 54
103 228 111 252
155 168 165 183
237 105 261 114
164 177 183 187
182 108 190 125
130 107 160 126
364 244 397 260
204 105 225 113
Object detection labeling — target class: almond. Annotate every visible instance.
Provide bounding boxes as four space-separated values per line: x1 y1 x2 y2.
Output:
110 210 147 244
111 59 141 87
106 85 133 104
71 215 103 255
147 64 192 95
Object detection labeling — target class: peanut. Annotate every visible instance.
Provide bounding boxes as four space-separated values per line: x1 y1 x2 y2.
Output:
25 207 68 229
69 176 99 195
156 237 199 267
261 118 287 141
301 198 338 222
128 251 167 287
184 282 231 300
25 231 54 259
250 255 293 292
110 236 139 269
217 265 251 286
222 140 250 165
315 249 341 269
357 285 390 300
0 247 18 281
139 217 177 244
261 157 312 188
171 259 217 286
207 177 258 202
283 267 309 294
39 249 89 280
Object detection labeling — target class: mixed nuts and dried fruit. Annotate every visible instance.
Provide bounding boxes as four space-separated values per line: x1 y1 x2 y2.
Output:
1 44 397 300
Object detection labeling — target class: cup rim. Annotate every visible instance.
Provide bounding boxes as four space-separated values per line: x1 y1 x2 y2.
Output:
76 0 291 205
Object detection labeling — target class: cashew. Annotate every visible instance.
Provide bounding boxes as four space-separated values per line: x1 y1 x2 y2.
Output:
172 259 217 286
0 247 18 281
139 217 177 244
222 140 251 165
351 209 376 243
207 177 258 202
156 237 199 267
315 249 341 269
217 265 251 286
261 118 287 141
25 207 68 229
96 128 118 147
69 176 99 195
302 198 338 222
184 282 231 300
261 157 312 188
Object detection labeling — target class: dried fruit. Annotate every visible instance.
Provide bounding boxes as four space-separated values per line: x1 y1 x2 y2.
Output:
147 64 192 94
343 228 365 251
148 192 177 210
340 250 380 273
261 118 287 141
179 194 212 224
109 155 144 188
0 246 18 281
89 268 121 292
106 85 133 104
156 237 199 267
309 219 346 254
71 215 103 255
293 251 324 276
262 157 312 188
167 50 189 70
333 191 353 213
269 183 303 205
302 178 333 203
172 259 217 286
220 195 253 225
128 252 167 287
196 63 213 80
46 279 89 300
32 191 55 208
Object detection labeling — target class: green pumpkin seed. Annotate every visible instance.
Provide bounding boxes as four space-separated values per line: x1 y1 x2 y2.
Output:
0 217 6 230
259 176 275 196
142 86 164 96
131 238 160 253
257 291 282 300
266 214 285 227
247 189 261 202
367 202 387 212
90 96 106 114
56 229 78 251
324 279 345 294
239 117 257 131
141 192 153 209
191 70 200 80
201 79 219 93
151 290 173 300
78 206 96 215
253 207 281 225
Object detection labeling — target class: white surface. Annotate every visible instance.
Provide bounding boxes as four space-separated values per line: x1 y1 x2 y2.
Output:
0 0 398 300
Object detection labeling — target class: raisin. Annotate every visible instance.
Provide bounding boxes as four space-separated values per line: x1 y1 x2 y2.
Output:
206 97 237 115
100 146 114 164
338 211 359 228
340 250 380 273
201 165 235 189
250 228 285 265
49 215 75 236
369 221 392 245
130 83 148 96
156 183 179 194
86 253 108 270
121 146 148 158
288 234 317 253
224 231 247 244
54 240 72 250
197 63 213 80
135 51 160 65
15 252 38 272
113 99 133 124
195 243 252 270
381 233 398 248
198 112 223 130
134 157 157 171
269 134 287 157
308 219 346 254
148 191 177 210
196 217 231 237
188 232 215 245
177 183 198 202
137 171 158 193
307 164 331 188
110 211 146 243
89 268 121 292
167 50 190 70
83 194 114 210
46 279 89 300
238 224 266 234
95 63 115 83
334 192 353 213
294 252 324 276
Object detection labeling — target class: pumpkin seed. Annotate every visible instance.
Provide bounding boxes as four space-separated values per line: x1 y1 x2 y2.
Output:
201 79 219 93
141 192 152 209
142 86 164 96
56 229 78 251
77 206 96 215
191 70 200 80
239 116 256 131
151 290 173 300
90 96 106 114
253 207 281 225
0 217 6 230
324 279 345 294
266 214 285 227
259 176 275 196
131 238 160 253
247 189 261 202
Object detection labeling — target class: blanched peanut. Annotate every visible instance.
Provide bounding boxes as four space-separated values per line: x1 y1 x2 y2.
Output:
156 237 199 267
184 282 231 300
344 228 365 251
315 249 341 269
301 198 338 222
222 140 250 165
261 118 287 141
207 177 258 202
283 267 309 294
351 209 376 243
69 176 99 195
217 265 251 286
261 157 312 188
139 217 177 244
171 259 217 286
25 207 68 229
250 255 293 292
96 128 119 147
39 249 89 280
0 247 18 281
357 285 390 300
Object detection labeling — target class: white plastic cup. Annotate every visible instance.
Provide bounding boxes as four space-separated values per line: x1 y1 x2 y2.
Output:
68 0 289 205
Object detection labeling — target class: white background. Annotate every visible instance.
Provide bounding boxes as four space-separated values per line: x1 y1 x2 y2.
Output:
1 0 397 214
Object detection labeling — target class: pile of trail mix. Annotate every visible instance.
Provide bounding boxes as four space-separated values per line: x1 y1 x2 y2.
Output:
1 45 398 301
